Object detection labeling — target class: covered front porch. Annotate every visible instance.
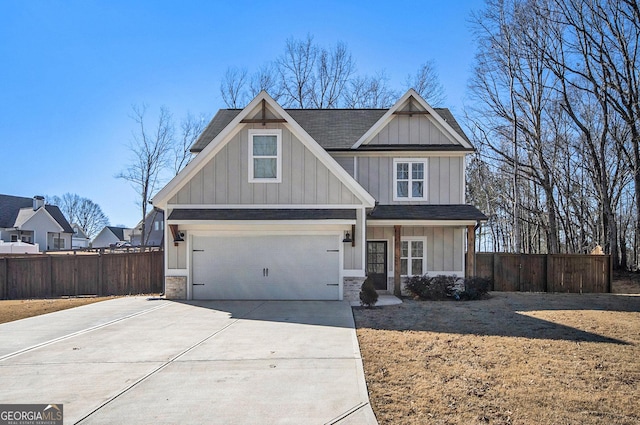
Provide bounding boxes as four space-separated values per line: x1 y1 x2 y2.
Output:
365 204 486 296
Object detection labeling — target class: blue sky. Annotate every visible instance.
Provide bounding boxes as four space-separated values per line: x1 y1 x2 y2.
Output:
0 0 485 228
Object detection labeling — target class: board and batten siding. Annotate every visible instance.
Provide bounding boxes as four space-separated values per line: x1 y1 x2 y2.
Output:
168 124 361 206
367 226 465 273
355 155 464 204
368 115 456 146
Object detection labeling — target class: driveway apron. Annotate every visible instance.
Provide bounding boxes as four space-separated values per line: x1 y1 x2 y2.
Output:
0 297 377 424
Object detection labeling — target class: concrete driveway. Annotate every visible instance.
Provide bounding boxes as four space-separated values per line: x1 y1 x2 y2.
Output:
0 297 377 424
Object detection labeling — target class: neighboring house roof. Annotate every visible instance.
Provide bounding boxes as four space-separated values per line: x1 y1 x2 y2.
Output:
107 226 128 240
44 205 74 233
168 209 357 221
0 194 32 228
0 194 73 233
190 106 469 153
367 204 488 221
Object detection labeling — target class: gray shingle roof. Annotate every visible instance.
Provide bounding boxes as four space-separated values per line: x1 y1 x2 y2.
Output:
0 194 74 233
368 204 488 221
0 194 32 228
168 209 356 221
190 108 471 152
107 226 127 240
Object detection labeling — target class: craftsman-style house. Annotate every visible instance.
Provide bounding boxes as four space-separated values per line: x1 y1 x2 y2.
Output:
152 90 486 301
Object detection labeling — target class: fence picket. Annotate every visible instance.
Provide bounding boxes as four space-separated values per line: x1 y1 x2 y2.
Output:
0 251 163 300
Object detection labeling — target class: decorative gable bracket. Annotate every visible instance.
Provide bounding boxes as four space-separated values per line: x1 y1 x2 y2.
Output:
240 99 287 126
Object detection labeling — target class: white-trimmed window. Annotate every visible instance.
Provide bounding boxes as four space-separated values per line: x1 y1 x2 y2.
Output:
400 238 426 276
249 129 282 182
53 237 65 250
393 159 427 200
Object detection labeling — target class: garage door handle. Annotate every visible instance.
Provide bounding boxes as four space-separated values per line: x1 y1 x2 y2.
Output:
326 283 339 286
193 283 205 286
326 249 339 252
193 249 204 252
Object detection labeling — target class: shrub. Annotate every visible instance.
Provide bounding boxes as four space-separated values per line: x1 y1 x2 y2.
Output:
405 274 457 300
458 276 492 300
359 276 379 307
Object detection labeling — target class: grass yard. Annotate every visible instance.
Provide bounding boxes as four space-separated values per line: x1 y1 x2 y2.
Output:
0 297 115 324
354 293 640 425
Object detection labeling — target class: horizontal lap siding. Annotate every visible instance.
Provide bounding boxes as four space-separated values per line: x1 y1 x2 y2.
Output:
169 126 359 206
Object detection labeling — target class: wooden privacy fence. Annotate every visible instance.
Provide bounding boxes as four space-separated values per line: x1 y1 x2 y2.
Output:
476 253 611 293
0 251 164 300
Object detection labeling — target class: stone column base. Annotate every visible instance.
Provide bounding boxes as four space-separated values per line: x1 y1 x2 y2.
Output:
343 277 366 303
165 276 187 300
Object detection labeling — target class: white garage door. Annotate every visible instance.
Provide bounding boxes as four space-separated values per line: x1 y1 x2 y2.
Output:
191 234 340 300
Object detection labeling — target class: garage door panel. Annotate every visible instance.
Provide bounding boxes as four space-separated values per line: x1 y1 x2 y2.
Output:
192 235 340 300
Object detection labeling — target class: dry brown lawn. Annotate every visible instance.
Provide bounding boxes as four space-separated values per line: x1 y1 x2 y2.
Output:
354 292 640 425
0 297 115 324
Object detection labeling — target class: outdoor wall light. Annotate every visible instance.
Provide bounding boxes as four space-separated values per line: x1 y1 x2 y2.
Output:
169 224 184 245
343 225 356 247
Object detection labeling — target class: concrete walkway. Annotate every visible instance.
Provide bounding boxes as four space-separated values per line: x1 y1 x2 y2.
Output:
0 297 377 424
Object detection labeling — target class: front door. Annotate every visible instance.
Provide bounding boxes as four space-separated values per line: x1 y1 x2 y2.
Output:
367 241 388 290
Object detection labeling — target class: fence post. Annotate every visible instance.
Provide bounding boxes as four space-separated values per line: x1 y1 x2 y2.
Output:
2 257 7 300
46 255 52 298
73 251 78 296
98 250 103 296
608 254 612 293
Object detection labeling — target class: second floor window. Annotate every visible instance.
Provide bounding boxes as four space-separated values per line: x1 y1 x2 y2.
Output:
249 129 282 183
394 159 427 200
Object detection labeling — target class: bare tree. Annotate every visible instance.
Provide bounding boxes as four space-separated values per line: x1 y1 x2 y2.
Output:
117 104 174 246
277 35 318 108
173 112 207 175
48 193 109 239
343 73 398 108
405 61 446 106
249 63 280 100
311 41 354 108
220 66 248 108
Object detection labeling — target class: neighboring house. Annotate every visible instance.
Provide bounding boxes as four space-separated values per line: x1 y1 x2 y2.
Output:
152 89 487 301
0 194 74 252
92 226 133 248
130 209 164 247
71 224 91 249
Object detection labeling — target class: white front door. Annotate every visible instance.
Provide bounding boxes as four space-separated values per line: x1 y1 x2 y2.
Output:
191 235 340 300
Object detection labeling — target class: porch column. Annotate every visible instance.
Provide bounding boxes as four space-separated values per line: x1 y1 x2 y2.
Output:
394 225 402 297
465 224 476 278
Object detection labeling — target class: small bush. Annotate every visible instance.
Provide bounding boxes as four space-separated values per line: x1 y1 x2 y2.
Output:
359 276 379 307
458 276 492 300
405 274 457 300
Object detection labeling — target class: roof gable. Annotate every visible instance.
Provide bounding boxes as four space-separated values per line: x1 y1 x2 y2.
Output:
153 91 375 208
0 194 73 233
352 89 474 150
0 194 32 228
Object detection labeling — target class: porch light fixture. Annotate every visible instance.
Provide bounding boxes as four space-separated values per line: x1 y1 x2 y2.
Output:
169 224 184 246
342 224 356 247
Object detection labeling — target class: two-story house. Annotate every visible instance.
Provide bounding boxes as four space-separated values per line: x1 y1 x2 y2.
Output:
129 209 165 247
0 194 74 251
152 90 486 301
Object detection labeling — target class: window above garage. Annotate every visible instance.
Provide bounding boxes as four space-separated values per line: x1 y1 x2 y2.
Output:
249 129 282 183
